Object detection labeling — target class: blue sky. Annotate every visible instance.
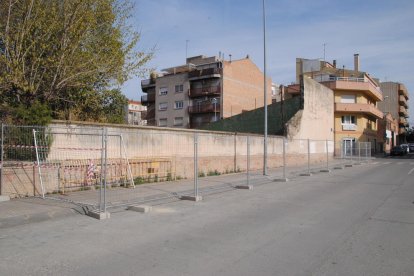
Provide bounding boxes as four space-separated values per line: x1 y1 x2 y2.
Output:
122 0 414 124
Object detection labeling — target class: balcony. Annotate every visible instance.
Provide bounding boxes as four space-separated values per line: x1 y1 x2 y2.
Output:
144 107 155 121
141 78 156 90
399 95 408 108
399 106 409 117
399 127 407 135
322 77 383 101
398 83 409 99
189 86 221 98
188 103 220 114
188 68 221 80
189 115 215 128
141 93 155 106
399 117 408 126
334 103 383 119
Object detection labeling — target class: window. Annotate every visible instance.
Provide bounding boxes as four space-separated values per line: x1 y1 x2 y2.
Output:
174 101 184 110
341 115 356 125
159 118 167 127
174 117 183 126
175 84 184 93
159 102 168 111
341 95 356 103
159 87 168 96
341 115 357 130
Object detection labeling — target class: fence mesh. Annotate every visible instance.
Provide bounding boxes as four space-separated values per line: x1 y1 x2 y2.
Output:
0 123 373 211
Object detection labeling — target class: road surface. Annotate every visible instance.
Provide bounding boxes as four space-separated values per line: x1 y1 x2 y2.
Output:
0 156 413 275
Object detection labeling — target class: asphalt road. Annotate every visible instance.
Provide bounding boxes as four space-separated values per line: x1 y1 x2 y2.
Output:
0 156 413 276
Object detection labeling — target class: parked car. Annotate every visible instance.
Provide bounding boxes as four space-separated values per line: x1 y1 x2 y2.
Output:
390 146 407 156
409 143 414 152
400 144 410 153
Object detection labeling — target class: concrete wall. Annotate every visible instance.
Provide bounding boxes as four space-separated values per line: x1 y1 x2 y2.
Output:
286 77 334 141
1 121 334 198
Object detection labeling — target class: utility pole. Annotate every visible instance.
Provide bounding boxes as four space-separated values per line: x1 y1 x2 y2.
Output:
263 0 268 175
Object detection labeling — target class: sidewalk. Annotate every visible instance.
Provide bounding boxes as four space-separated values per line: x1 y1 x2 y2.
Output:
0 157 369 229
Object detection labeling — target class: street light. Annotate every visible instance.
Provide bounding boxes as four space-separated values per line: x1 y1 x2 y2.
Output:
263 0 268 175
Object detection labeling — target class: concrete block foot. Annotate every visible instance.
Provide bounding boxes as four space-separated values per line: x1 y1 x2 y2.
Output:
273 178 289 182
320 169 331 173
180 195 203 202
0 195 10 202
87 210 110 220
299 173 312 176
235 185 253 190
127 205 152 213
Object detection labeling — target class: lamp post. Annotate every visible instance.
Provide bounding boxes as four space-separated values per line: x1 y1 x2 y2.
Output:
263 0 268 175
212 98 218 121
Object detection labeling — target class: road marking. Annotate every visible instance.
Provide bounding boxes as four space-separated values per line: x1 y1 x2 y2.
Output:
409 168 414 175
371 162 379 165
383 162 391 165
397 162 404 165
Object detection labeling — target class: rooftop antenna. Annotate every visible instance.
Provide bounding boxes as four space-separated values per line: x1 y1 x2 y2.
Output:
229 54 232 62
323 43 327 62
186 40 189 59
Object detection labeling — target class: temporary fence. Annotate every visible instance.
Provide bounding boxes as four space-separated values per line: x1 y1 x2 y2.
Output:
0 123 372 213
0 125 134 212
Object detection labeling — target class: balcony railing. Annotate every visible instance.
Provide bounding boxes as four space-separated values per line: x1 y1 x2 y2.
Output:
141 78 156 88
399 106 409 117
398 83 409 99
399 127 407 135
399 95 408 107
189 86 221 98
189 115 216 128
334 103 383 119
141 93 155 106
323 77 383 101
188 68 221 79
188 103 220 114
342 124 357 131
399 117 408 126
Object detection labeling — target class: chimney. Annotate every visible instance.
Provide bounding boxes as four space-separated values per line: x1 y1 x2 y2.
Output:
354 54 360 72
333 60 337 68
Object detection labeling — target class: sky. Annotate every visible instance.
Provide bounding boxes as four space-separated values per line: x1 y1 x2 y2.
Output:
121 0 414 125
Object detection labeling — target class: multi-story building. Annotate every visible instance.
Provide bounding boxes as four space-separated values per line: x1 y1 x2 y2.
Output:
141 55 272 128
377 113 398 154
377 82 410 144
125 100 147 126
294 54 384 153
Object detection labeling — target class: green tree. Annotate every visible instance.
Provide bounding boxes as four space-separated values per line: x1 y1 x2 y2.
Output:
0 0 153 125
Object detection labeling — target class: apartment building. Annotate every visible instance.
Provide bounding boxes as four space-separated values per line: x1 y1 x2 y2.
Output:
125 100 147 126
377 82 410 144
294 54 384 153
377 113 398 154
141 55 272 128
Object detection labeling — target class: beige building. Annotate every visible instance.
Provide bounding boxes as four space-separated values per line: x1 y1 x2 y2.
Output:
141 55 272 128
125 100 147 126
377 82 410 144
293 54 384 153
